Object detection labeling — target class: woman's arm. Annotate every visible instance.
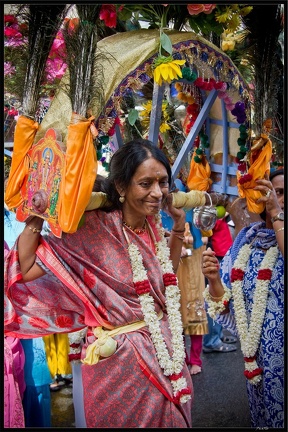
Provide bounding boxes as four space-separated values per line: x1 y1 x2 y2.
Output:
18 216 47 282
163 194 186 273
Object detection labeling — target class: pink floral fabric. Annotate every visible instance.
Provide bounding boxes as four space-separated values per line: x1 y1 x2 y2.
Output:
4 337 26 428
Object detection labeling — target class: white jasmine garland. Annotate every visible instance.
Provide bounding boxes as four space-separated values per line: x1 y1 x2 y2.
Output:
126 215 191 404
203 284 231 320
231 244 279 385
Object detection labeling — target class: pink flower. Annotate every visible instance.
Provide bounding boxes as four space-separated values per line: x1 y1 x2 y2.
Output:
45 58 67 82
217 91 226 99
187 4 205 15
203 4 216 14
4 61 16 76
99 4 117 28
49 30 66 59
226 103 235 111
4 27 22 38
224 95 232 103
187 4 216 16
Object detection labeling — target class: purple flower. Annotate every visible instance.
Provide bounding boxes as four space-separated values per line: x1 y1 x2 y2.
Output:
231 101 246 124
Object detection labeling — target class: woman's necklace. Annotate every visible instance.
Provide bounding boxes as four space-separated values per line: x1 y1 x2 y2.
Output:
123 219 146 234
123 214 191 405
231 243 279 385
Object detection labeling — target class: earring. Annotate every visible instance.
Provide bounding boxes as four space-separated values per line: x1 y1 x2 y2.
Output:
119 196 125 203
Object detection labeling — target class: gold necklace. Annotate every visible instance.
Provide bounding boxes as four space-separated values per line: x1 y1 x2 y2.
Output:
123 220 146 234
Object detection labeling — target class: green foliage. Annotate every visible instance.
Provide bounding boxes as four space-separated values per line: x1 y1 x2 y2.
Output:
160 32 172 55
189 12 224 37
128 108 139 126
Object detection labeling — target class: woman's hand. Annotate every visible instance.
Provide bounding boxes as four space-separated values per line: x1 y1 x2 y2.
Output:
254 176 282 219
202 247 221 284
162 192 186 230
202 247 224 297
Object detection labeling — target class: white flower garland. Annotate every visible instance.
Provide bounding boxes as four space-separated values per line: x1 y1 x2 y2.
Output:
126 215 191 404
203 284 231 320
231 244 279 385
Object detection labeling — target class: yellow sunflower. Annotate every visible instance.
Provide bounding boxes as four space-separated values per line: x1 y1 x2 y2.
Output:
153 56 185 86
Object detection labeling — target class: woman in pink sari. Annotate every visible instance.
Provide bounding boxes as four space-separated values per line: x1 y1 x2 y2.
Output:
5 139 219 427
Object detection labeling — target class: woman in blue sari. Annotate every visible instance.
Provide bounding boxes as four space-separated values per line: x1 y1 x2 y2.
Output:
201 169 284 428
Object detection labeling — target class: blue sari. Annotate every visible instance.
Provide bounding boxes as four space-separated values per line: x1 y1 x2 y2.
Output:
217 222 284 428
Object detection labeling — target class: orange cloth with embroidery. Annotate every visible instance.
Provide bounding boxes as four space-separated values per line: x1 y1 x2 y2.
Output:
237 135 272 214
5 116 39 209
187 151 212 192
5 113 97 234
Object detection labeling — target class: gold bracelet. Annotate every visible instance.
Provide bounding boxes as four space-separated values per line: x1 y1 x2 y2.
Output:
27 225 42 233
275 227 284 233
210 293 225 301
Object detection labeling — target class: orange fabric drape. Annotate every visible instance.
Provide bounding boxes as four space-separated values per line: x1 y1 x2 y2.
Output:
237 135 272 214
5 116 39 209
58 113 97 233
187 151 212 192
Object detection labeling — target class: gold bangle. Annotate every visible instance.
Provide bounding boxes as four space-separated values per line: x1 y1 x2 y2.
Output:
275 227 284 233
27 225 41 233
210 294 224 301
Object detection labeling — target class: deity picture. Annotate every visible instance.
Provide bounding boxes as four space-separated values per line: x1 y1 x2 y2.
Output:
16 128 65 237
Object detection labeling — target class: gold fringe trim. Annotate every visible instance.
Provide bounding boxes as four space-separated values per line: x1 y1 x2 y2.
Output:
183 321 208 336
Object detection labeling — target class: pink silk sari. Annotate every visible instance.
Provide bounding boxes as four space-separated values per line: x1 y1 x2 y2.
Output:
5 210 193 427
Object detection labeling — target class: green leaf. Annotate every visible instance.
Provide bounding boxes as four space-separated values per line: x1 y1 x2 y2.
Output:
118 9 132 21
160 33 172 55
128 109 139 126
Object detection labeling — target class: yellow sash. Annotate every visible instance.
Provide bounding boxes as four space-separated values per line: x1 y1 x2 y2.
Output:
82 310 163 365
